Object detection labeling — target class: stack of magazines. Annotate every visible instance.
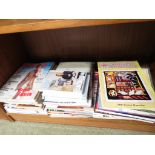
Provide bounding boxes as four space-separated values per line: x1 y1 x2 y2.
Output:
41 62 93 118
0 62 55 115
0 60 155 123
0 61 94 118
94 61 155 123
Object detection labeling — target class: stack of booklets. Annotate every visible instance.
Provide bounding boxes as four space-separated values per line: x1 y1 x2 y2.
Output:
1 60 155 122
94 61 155 123
0 62 55 115
41 62 94 118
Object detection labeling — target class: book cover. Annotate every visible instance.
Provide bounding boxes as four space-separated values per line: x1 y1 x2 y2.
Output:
95 91 155 123
42 74 91 107
95 68 155 119
42 70 87 99
56 62 93 72
97 61 155 109
0 62 54 103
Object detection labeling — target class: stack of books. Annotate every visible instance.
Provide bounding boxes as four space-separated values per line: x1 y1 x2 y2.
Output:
0 62 55 115
94 61 155 123
41 62 93 118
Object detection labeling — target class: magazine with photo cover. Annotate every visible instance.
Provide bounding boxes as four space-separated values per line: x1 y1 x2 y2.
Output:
97 61 155 109
0 62 54 103
41 70 88 99
42 74 91 107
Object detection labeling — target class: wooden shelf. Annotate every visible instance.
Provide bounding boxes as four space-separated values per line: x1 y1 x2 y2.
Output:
8 113 155 132
0 104 14 121
0 20 155 133
0 19 154 34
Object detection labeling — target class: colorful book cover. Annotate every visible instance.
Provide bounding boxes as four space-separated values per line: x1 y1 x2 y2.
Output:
97 61 155 109
0 62 54 103
42 70 87 98
95 91 155 123
95 69 155 119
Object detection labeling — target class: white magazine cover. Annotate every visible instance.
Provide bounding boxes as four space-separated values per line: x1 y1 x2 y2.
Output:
56 62 93 72
4 106 47 115
0 62 54 104
41 70 87 99
43 74 90 100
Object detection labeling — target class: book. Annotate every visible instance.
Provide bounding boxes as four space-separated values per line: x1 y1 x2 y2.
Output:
93 111 154 123
97 61 155 110
49 113 92 118
48 108 93 118
92 72 99 106
142 67 154 90
43 98 92 108
95 91 155 123
4 106 47 115
42 74 92 109
41 70 88 99
94 67 155 122
56 62 93 72
0 62 54 104
4 103 44 110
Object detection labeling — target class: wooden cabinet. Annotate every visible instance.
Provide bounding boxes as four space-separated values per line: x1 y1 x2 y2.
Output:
0 19 155 132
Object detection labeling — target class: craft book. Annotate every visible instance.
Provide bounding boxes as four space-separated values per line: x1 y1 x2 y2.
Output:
97 61 155 109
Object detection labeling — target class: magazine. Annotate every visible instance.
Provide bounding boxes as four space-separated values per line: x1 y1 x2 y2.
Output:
56 62 93 72
4 107 47 115
93 111 154 123
92 72 99 106
95 91 155 123
97 61 155 109
41 70 88 99
95 68 155 121
0 62 54 104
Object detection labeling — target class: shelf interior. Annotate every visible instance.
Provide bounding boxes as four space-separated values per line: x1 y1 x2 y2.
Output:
0 21 155 87
0 21 155 132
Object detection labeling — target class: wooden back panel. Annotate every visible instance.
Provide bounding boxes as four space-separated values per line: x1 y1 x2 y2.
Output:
21 21 155 63
0 33 29 120
0 34 29 87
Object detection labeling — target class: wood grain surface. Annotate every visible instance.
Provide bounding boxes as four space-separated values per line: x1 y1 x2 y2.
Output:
0 19 154 34
0 104 14 121
8 113 155 132
21 21 155 63
0 34 29 88
0 34 29 120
